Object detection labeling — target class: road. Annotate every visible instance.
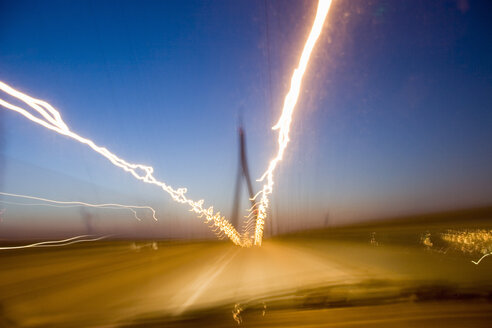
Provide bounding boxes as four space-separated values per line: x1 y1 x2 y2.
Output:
0 235 491 327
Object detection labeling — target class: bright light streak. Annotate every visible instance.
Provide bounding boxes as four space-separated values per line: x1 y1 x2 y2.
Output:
0 82 246 247
0 191 156 221
253 0 333 245
472 252 492 265
0 0 332 247
0 234 109 250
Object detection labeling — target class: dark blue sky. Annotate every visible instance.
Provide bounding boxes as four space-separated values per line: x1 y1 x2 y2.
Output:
1 0 492 237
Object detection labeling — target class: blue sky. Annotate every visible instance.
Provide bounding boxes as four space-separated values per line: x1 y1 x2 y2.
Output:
1 0 491 238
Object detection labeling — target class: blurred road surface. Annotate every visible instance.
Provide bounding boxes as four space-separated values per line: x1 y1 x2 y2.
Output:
0 235 491 327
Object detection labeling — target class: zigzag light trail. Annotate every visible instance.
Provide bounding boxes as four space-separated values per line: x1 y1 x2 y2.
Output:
253 0 333 245
0 191 156 221
0 81 245 246
0 0 332 247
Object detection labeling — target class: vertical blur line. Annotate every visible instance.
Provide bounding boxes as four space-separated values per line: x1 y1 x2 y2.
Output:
263 0 275 237
0 110 4 188
0 1 10 196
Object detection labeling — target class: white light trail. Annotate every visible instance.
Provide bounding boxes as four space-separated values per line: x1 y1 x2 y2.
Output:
0 234 109 250
253 0 333 245
472 252 492 265
0 191 156 221
0 0 333 247
0 82 245 246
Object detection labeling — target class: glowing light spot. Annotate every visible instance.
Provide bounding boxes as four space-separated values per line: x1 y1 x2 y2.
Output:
421 231 433 248
441 229 492 265
232 303 243 325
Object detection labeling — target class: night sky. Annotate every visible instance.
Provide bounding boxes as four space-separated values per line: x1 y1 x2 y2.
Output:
1 0 492 239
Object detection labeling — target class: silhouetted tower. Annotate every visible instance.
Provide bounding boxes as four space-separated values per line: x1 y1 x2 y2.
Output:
80 207 94 235
231 124 256 231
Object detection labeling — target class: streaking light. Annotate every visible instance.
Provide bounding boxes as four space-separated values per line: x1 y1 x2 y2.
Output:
253 0 333 245
472 252 492 265
0 81 245 246
441 229 492 265
0 191 156 221
0 0 333 247
0 234 109 250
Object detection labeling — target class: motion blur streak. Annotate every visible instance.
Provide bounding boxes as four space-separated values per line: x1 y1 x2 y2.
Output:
0 0 333 247
472 253 492 265
0 199 147 221
253 0 333 245
0 191 156 221
0 82 245 246
0 234 108 250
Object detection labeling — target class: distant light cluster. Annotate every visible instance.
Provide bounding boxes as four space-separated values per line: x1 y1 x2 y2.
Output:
441 229 492 265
